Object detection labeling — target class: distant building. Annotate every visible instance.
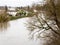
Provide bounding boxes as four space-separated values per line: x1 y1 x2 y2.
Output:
8 7 16 12
7 7 17 16
7 12 17 16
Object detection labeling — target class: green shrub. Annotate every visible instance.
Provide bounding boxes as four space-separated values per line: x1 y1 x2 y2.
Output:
16 10 26 16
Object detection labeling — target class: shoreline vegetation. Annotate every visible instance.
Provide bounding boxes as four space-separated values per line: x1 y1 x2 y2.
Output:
0 10 34 22
0 7 35 22
0 3 41 22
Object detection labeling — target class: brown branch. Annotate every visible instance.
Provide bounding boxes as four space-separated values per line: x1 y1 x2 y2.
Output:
49 0 60 28
40 16 60 36
28 22 43 29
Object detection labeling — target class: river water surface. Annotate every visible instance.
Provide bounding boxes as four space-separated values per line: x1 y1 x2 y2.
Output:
0 18 41 45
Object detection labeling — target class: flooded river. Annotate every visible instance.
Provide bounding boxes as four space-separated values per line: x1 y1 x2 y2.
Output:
0 18 41 45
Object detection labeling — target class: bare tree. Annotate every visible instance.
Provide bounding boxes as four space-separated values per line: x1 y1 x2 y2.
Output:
26 0 60 45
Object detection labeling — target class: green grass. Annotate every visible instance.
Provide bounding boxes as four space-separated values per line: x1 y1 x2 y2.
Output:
10 16 21 20
9 15 30 20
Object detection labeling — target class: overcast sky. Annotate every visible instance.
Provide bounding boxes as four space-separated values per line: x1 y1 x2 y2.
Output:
0 0 44 7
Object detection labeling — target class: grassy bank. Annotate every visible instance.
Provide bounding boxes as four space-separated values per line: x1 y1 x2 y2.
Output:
9 15 32 20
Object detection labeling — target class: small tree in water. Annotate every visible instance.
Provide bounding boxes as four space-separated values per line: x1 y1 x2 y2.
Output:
0 6 9 22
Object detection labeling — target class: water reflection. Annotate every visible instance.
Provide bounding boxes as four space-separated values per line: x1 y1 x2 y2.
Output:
0 18 39 45
0 22 10 31
26 14 60 45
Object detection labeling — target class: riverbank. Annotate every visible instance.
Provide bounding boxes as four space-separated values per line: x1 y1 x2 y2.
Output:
9 12 34 21
9 15 32 21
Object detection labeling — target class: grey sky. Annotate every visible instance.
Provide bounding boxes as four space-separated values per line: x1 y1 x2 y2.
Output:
0 0 44 7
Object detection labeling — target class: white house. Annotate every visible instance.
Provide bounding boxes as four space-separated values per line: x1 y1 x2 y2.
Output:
7 7 17 16
7 11 17 16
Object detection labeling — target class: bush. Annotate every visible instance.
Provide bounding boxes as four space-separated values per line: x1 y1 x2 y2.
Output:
0 13 10 22
16 10 26 16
